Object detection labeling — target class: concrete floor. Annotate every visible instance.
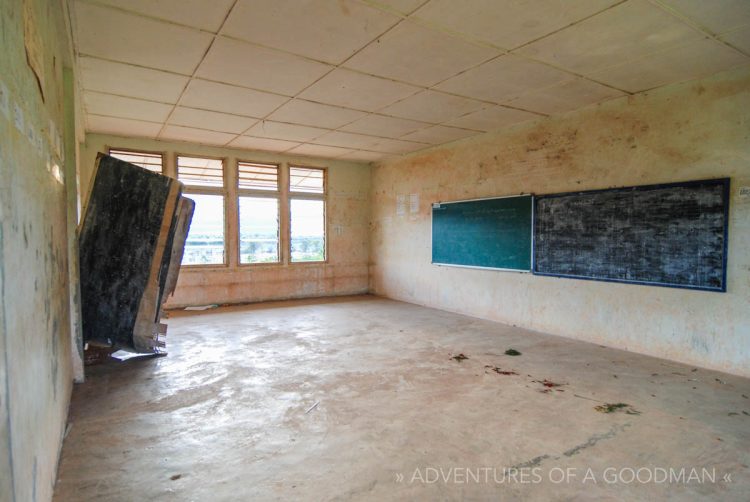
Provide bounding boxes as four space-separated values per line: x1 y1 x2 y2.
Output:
54 295 750 501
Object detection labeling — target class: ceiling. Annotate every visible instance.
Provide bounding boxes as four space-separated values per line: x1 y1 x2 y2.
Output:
71 0 750 163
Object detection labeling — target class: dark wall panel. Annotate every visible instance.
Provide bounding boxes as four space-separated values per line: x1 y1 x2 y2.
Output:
79 155 182 350
533 179 729 291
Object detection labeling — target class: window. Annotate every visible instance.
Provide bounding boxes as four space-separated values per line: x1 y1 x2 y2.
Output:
291 199 325 262
289 166 326 262
239 161 278 191
290 166 325 194
177 156 224 187
238 162 280 264
178 156 226 265
109 149 163 173
181 194 225 265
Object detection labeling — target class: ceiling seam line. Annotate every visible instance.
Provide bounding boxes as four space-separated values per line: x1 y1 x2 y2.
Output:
160 0 241 142
648 0 750 58
231 4 421 150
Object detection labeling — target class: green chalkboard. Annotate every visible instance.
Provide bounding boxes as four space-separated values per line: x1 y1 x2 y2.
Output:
432 195 532 271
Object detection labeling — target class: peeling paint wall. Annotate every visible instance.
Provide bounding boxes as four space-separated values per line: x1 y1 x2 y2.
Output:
371 67 750 377
79 135 372 307
0 0 76 500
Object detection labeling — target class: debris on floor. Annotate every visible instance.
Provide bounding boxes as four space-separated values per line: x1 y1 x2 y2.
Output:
594 403 641 415
305 401 320 414
484 365 518 375
111 350 167 362
83 345 115 366
451 353 469 362
184 304 219 311
534 379 566 393
170 474 182 481
505 349 522 356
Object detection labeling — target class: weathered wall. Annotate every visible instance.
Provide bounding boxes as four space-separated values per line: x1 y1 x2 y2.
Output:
79 135 371 307
0 0 76 500
371 66 750 377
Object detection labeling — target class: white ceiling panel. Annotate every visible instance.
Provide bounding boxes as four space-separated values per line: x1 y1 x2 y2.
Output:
91 0 235 32
414 0 621 50
74 2 213 74
196 37 333 96
721 28 750 54
228 136 300 152
298 69 421 111
160 125 236 145
367 137 428 154
445 106 541 131
656 0 750 35
86 115 162 138
75 0 746 158
267 100 368 129
590 37 749 92
402 125 476 144
222 0 400 64
515 0 703 76
246 121 330 142
338 150 391 162
340 114 430 138
435 55 573 103
368 0 426 16
508 78 625 115
180 80 289 117
288 144 355 158
380 90 485 123
169 107 258 134
344 21 497 86
79 57 189 103
84 91 173 122
314 131 383 149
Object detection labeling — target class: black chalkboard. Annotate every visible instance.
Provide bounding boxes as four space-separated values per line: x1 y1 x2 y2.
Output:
533 179 729 291
432 195 532 271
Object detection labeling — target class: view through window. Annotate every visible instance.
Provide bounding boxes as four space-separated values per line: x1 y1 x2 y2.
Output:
239 161 280 264
240 197 279 263
182 194 225 265
178 156 226 265
290 166 326 262
290 199 325 262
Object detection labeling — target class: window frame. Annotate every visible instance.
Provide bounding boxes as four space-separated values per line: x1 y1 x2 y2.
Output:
176 154 229 269
107 146 166 174
288 165 328 265
237 160 282 267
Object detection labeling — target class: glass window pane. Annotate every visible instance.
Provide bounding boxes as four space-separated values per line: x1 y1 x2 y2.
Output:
177 156 224 188
182 194 225 265
289 167 324 194
239 197 279 264
109 149 163 173
239 162 278 191
291 199 325 262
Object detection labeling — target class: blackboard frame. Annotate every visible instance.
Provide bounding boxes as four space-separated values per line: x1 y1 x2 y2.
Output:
431 194 534 272
532 178 730 292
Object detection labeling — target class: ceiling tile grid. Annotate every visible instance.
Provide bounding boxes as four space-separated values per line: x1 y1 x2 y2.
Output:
74 2 214 75
168 107 259 135
93 0 236 33
343 20 500 86
73 0 750 162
